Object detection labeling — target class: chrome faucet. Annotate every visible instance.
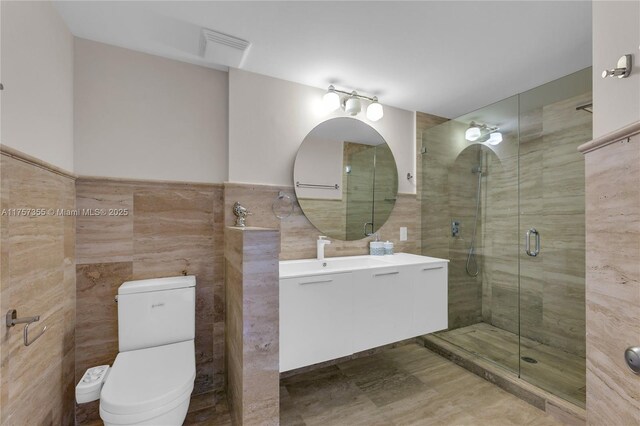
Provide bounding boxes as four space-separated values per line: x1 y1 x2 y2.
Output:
317 236 331 260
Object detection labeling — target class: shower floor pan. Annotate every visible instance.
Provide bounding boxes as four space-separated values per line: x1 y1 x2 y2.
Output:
419 323 585 424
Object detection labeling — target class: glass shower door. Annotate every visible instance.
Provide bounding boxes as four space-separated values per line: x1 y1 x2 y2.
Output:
421 95 521 373
420 68 590 408
517 68 591 407
416 68 592 407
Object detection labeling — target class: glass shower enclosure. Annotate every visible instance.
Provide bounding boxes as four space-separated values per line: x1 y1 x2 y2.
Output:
420 68 591 407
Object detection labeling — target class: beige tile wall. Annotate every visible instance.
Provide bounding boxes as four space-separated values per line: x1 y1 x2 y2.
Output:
0 151 76 425
224 183 421 260
74 178 225 424
580 124 640 425
225 227 280 426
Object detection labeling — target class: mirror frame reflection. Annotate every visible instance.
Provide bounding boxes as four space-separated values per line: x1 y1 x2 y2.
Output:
293 117 398 241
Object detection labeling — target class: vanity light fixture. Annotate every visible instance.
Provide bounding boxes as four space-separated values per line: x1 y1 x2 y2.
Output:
465 122 482 142
323 85 341 112
322 85 384 121
487 132 503 145
367 97 384 121
465 121 502 145
344 92 362 116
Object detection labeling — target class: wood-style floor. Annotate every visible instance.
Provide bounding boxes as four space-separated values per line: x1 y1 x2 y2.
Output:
435 323 586 407
186 343 563 425
279 343 561 426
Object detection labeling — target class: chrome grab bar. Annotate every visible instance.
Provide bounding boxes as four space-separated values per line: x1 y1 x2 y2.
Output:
6 309 47 346
525 228 541 257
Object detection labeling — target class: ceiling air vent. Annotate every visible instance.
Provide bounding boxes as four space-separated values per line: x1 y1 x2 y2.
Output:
199 28 250 68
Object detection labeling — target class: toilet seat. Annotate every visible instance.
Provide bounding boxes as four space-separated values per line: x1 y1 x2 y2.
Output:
99 340 195 424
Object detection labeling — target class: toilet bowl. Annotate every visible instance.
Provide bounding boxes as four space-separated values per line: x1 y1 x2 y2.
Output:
74 275 197 426
99 340 195 426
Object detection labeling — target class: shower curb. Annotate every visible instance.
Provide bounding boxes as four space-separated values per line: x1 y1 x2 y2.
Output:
419 334 586 426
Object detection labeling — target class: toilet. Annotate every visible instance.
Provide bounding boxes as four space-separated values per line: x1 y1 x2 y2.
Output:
98 276 196 426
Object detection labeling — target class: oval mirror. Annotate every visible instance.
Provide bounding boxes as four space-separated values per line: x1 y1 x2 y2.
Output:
294 117 398 241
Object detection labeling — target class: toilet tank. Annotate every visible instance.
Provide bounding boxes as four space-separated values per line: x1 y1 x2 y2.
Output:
117 276 196 352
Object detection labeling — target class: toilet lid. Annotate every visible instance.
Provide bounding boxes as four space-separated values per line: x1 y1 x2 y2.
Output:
100 340 195 415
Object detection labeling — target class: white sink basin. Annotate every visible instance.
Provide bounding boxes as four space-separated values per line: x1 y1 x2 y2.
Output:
279 253 448 279
280 256 390 278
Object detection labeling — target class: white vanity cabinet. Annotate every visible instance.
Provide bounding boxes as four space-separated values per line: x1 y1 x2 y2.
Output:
407 263 448 336
279 272 353 372
352 266 413 352
279 253 448 372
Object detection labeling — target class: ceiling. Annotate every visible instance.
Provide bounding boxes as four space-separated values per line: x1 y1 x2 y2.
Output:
54 1 592 118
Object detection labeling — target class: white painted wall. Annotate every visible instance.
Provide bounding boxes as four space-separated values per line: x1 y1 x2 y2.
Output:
1 1 74 171
228 69 417 194
74 38 228 183
593 1 640 137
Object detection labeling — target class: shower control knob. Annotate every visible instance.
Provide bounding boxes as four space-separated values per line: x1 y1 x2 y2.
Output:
451 221 460 237
625 346 640 374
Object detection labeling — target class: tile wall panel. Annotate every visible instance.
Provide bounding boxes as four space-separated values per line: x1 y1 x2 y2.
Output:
0 152 76 425
74 178 224 424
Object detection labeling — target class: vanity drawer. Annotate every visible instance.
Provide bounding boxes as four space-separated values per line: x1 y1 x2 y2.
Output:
279 272 353 372
352 267 413 352
407 263 448 336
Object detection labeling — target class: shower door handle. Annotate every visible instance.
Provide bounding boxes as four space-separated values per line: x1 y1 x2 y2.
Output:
525 228 540 257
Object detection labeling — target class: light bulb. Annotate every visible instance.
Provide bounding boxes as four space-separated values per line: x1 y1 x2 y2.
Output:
366 97 384 121
344 92 362 116
323 86 340 112
487 132 503 145
465 125 481 141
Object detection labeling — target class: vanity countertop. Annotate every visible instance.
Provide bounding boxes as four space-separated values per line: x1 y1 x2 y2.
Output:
279 252 449 279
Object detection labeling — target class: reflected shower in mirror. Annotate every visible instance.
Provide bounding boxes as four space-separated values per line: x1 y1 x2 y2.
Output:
294 118 398 241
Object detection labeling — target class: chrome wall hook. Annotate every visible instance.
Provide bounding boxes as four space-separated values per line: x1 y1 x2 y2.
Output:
6 309 47 346
602 54 632 79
